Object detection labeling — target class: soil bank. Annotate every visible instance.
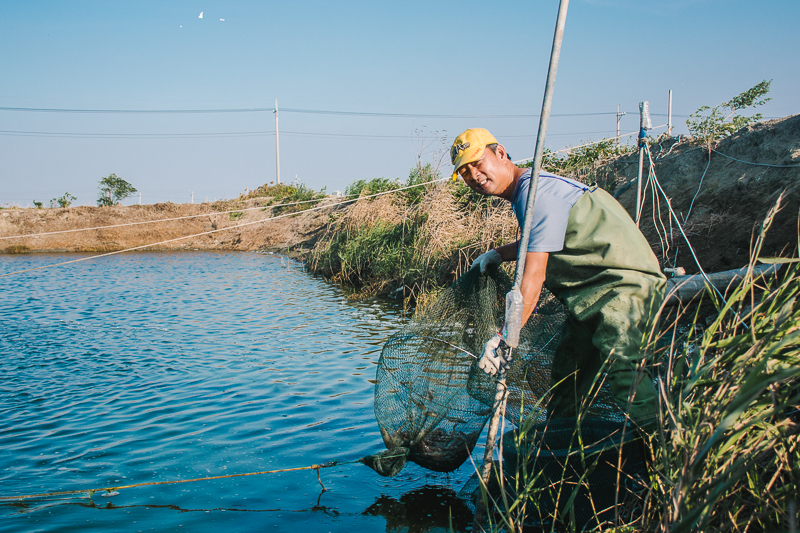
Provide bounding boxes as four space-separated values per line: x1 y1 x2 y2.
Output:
0 197 347 259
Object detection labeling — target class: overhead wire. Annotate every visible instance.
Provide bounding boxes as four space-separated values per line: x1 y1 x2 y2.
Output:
0 105 619 118
0 129 619 140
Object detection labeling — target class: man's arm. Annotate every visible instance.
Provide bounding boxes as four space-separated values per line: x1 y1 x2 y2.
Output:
520 251 548 326
492 241 548 326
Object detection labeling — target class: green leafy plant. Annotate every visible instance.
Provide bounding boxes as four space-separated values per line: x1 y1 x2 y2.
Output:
240 182 326 214
229 211 244 220
686 80 772 146
404 163 440 205
50 192 76 208
344 177 400 198
97 174 137 206
33 200 43 209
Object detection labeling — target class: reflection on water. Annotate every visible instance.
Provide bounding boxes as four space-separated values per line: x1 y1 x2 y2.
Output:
0 252 479 532
364 485 474 532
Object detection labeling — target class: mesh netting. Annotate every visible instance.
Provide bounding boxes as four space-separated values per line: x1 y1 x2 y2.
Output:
361 265 628 476
360 266 558 475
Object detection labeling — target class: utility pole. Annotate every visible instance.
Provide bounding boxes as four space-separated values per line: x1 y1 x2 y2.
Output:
616 104 626 143
274 99 281 185
635 101 652 226
667 89 673 137
191 190 194 204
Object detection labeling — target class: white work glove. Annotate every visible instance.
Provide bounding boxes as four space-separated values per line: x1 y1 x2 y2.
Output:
471 249 502 274
478 335 513 376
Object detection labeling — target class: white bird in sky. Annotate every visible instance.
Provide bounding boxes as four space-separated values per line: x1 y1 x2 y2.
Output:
198 11 203 19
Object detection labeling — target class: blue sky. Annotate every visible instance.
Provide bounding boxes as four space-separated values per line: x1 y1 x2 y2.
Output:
1 0 797 206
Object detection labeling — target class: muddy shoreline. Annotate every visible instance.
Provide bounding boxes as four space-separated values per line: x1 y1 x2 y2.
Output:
0 197 347 260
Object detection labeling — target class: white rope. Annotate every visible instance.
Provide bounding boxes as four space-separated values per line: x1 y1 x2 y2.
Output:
0 178 447 242
711 149 800 168
0 197 326 241
684 151 713 224
0 176 448 279
644 145 735 310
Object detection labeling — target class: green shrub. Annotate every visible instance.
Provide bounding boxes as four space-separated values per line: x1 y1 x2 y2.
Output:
50 192 76 208
687 80 772 147
242 182 326 214
97 174 136 206
344 177 400 198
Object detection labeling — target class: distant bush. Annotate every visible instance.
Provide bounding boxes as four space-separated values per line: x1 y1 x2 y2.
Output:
687 79 772 147
97 174 137 206
50 192 76 208
344 177 400 198
242 182 327 214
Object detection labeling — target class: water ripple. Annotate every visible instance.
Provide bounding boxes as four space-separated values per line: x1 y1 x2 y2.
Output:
0 252 475 532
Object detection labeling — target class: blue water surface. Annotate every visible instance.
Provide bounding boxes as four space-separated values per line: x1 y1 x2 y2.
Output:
0 252 477 532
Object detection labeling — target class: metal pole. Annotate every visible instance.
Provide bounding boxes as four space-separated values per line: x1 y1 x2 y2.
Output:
636 146 644 225
274 99 281 185
616 104 626 144
635 101 651 226
476 0 570 523
667 90 673 137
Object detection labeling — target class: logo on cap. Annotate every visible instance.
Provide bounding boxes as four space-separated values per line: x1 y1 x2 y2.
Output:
450 142 470 165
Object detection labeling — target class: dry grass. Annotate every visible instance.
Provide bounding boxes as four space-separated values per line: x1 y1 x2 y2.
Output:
307 181 517 306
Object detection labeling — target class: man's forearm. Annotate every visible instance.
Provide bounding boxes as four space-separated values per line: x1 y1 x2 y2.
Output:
491 242 548 328
494 241 519 262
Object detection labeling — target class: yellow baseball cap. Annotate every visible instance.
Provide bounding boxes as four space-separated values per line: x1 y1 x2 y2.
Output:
450 128 498 181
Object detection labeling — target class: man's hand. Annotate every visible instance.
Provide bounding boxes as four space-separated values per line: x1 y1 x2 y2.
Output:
471 249 502 274
478 335 513 376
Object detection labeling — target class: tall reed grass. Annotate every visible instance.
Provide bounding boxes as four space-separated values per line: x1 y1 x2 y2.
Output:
308 178 518 306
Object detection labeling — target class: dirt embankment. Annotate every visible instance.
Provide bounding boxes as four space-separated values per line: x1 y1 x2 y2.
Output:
0 197 345 258
603 114 800 273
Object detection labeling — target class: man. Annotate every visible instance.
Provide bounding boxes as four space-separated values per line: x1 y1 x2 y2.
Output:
451 128 665 427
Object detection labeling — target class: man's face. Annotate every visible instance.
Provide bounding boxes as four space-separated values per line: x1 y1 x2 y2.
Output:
457 145 513 198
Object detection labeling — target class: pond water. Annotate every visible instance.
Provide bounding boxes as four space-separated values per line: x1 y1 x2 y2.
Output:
0 252 479 532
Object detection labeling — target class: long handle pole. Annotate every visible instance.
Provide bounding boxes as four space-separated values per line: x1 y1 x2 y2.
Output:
274 99 281 185
474 1 570 528
667 90 673 137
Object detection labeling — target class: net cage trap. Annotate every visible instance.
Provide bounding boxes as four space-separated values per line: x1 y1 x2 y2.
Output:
359 266 649 526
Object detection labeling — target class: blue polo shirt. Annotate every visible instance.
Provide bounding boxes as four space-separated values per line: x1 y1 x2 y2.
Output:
511 170 593 253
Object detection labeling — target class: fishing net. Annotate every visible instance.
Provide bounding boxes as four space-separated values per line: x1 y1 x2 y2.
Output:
360 266 571 476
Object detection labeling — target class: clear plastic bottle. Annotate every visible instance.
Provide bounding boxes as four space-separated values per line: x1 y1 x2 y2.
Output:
503 288 524 348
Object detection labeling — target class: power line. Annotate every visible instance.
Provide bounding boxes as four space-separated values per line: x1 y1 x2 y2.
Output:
0 129 618 139
0 105 618 118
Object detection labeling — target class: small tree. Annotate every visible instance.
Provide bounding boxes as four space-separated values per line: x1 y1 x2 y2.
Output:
33 200 43 209
97 174 137 206
50 192 76 208
686 79 772 147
